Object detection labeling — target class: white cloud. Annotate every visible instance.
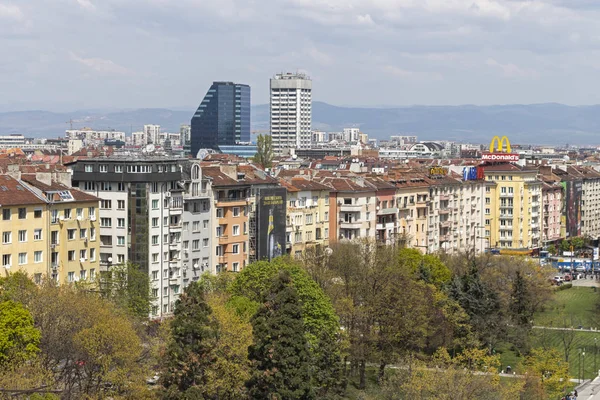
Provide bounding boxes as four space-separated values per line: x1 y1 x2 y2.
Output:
485 58 539 78
0 3 23 20
382 64 443 80
76 0 96 11
305 46 334 66
69 52 132 76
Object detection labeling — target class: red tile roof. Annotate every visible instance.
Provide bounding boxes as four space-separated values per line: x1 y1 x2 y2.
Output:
0 176 46 206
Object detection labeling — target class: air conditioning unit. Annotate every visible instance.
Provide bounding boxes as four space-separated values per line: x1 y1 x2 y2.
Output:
77 216 83 221
165 192 172 198
90 216 96 221
59 216 65 221
51 265 57 270
84 238 88 243
80 258 86 263
193 263 199 270
50 244 56 249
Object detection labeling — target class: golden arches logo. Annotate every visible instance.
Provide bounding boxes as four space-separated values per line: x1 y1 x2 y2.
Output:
489 136 511 153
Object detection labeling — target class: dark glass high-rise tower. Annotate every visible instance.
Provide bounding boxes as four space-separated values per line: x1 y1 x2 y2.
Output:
191 81 250 156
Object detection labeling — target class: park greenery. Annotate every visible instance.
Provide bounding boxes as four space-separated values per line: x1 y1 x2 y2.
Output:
0 242 591 399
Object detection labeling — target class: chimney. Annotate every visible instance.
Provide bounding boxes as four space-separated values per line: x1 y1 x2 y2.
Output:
36 172 52 186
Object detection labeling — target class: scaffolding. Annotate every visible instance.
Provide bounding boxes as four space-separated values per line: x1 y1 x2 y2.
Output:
249 201 257 264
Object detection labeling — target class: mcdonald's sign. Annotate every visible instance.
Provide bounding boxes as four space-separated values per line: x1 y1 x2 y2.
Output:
481 135 519 162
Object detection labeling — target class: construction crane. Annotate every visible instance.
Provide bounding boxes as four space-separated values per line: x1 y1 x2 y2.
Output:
66 119 74 130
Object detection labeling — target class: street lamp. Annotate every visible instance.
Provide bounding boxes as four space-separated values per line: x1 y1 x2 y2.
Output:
595 338 597 377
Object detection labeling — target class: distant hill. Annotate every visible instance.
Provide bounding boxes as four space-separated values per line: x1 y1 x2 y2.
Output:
2 102 600 145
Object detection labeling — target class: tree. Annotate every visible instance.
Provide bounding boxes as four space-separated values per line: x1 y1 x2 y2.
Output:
160 281 217 399
523 348 571 399
203 294 253 400
252 134 274 169
246 271 315 400
102 261 152 319
0 300 40 366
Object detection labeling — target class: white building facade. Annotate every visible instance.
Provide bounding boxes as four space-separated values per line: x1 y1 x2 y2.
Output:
270 72 312 155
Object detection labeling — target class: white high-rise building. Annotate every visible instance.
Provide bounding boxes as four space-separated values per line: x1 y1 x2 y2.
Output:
270 72 312 155
144 125 161 145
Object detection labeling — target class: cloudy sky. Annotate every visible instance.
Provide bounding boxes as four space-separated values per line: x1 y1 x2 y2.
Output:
2 0 600 110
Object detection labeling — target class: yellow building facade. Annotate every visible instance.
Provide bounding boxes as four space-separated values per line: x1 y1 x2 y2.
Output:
483 164 542 251
0 175 100 285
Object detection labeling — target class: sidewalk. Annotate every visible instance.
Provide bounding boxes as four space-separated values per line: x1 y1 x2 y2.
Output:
576 375 600 399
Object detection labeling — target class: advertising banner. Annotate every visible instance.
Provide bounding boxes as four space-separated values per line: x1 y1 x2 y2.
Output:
256 188 287 261
565 180 582 238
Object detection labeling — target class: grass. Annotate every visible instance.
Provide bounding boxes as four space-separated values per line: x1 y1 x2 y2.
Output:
343 367 384 400
535 286 600 329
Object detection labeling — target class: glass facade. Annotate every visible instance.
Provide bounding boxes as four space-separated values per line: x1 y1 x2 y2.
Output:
191 82 251 156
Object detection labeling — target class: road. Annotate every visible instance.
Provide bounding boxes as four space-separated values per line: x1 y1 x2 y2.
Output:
575 375 600 399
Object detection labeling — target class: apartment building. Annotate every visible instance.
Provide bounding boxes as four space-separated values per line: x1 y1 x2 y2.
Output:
70 156 189 318
574 167 600 241
392 174 430 250
370 177 398 245
319 176 377 241
280 177 331 257
541 181 563 245
0 174 100 285
427 175 486 254
21 175 100 284
0 176 49 282
483 164 542 252
180 161 213 279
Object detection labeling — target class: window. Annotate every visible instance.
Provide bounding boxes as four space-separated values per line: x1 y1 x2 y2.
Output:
152 288 159 298
34 229 43 240
18 230 26 242
117 236 125 245
152 270 159 280
117 218 125 228
100 200 112 209
193 221 200 231
18 253 26 265
152 218 159 227
2 254 10 267
68 250 75 261
64 209 71 219
203 220 209 229
152 253 159 263
324 212 329 221
232 244 239 254
305 214 313 224
34 251 42 263
193 240 200 250
216 208 223 218
99 164 108 173
232 262 240 272
68 271 75 282
115 165 123 173
295 232 302 243
152 199 159 209
233 225 240 236
18 207 26 219
90 248 96 261
485 219 491 225
152 235 159 245
118 254 125 263
100 218 111 227
90 228 96 240
485 208 490 215
203 238 209 247
76 208 83 219
67 229 76 240
51 231 58 245
80 229 87 239
90 268 96 279
51 209 59 223
117 200 125 210
2 209 9 220
80 270 87 280
233 207 240 217
88 207 96 219
80 249 86 261
85 165 93 172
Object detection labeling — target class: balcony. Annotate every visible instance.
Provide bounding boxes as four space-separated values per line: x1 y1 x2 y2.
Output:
440 234 451 242
500 214 514 219
440 221 452 228
218 235 228 244
440 195 450 201
376 222 396 230
340 221 362 229
169 223 182 231
339 203 362 212
439 209 450 215
216 197 247 206
500 192 514 197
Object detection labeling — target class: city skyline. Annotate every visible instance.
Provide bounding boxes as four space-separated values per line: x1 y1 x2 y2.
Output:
5 1 600 111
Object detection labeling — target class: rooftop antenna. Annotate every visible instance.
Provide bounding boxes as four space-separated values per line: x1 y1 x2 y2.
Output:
66 119 73 130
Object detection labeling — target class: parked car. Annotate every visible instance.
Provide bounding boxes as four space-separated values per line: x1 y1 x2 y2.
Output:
563 274 572 282
554 276 564 284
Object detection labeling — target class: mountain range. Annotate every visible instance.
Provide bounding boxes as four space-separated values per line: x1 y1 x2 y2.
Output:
2 102 600 145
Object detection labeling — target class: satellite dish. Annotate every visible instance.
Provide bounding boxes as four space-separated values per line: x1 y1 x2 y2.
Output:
197 149 209 160
292 154 298 160
145 144 156 153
